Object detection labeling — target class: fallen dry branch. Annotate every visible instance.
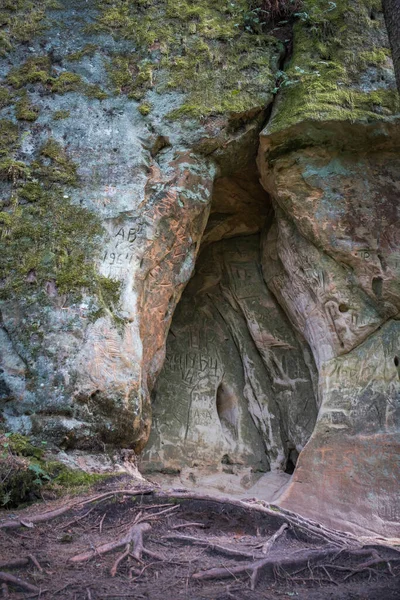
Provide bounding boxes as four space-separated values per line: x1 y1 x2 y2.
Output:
164 533 260 560
0 555 42 572
0 487 154 530
0 572 39 594
0 559 29 570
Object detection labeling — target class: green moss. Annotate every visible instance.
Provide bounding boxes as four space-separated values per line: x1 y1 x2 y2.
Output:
84 83 108 100
18 181 44 202
268 0 400 133
0 86 13 108
0 132 106 300
0 1 53 53
38 138 78 186
15 94 40 121
138 102 152 115
6 56 51 88
0 158 30 181
50 71 83 94
0 432 106 508
52 109 71 120
6 58 107 100
66 43 99 61
94 0 282 118
0 120 19 156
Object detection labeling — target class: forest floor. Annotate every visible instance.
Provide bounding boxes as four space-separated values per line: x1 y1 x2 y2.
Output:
0 477 399 600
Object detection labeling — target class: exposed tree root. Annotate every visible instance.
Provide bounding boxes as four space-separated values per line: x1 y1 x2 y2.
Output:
193 547 353 590
0 572 39 594
257 523 288 555
0 555 42 571
164 533 261 560
193 545 400 590
1 488 399 597
70 522 151 564
166 491 359 548
0 488 154 530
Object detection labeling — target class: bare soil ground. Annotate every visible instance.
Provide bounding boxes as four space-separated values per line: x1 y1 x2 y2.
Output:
0 479 399 600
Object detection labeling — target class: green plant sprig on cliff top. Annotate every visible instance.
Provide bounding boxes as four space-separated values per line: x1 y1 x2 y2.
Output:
92 0 283 118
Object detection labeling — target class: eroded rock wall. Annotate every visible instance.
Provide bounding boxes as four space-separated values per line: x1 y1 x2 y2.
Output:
0 0 281 450
257 0 400 536
142 170 318 476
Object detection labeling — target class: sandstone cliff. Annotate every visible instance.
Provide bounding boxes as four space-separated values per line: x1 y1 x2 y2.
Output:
0 0 399 537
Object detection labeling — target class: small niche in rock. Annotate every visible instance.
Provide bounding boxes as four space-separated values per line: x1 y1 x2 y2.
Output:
141 163 318 501
216 382 239 441
372 276 383 297
285 448 299 475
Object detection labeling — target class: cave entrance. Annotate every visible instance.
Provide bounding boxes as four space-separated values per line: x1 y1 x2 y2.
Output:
141 163 318 499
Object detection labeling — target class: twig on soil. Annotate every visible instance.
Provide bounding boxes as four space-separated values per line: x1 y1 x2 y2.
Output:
0 572 39 594
136 505 180 522
99 512 107 534
171 522 206 530
27 555 43 572
58 507 96 531
164 534 261 560
130 561 156 581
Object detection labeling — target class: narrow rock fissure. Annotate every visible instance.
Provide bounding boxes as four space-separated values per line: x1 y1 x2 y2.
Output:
141 159 319 500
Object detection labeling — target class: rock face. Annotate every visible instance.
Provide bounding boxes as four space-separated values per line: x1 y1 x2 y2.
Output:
142 198 318 474
256 0 400 537
1 0 400 538
0 0 280 450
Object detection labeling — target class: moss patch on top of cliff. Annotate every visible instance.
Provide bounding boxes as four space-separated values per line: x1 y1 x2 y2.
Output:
92 0 283 118
267 0 400 134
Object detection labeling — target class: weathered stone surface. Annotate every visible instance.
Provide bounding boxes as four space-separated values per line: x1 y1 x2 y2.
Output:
278 321 400 537
0 0 281 450
256 0 400 536
142 222 318 474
